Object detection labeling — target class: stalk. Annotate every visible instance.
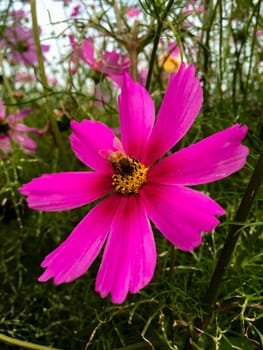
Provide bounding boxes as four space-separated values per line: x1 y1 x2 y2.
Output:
185 148 263 349
145 0 175 91
202 0 219 118
218 0 223 114
0 332 61 350
167 19 184 62
0 57 16 105
30 0 70 169
203 148 263 315
245 1 261 97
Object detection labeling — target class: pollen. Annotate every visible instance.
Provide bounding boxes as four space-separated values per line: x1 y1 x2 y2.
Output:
110 153 148 195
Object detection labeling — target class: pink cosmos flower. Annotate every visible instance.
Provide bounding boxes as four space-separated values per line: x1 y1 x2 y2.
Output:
125 7 140 18
0 98 38 154
15 71 36 83
1 25 49 65
13 91 25 98
8 9 27 23
184 2 204 16
19 64 249 303
70 5 80 18
168 42 181 58
48 76 58 85
159 42 182 74
70 36 130 87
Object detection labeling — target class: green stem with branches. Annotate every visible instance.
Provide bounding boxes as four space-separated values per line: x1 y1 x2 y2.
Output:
30 0 70 169
203 149 263 315
145 0 175 91
185 148 263 348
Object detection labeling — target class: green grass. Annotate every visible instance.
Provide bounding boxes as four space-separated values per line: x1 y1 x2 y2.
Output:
1 118 262 349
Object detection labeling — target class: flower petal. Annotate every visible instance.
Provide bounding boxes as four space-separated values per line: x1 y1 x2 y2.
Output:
141 183 225 251
81 39 96 66
0 98 6 120
101 51 130 87
143 63 203 166
149 124 249 185
10 131 37 153
38 195 119 284
0 135 11 153
70 119 122 172
7 109 33 122
118 74 155 160
13 123 40 134
19 172 112 211
95 195 156 304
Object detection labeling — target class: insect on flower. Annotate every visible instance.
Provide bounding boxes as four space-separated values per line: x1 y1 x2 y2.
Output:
109 151 135 176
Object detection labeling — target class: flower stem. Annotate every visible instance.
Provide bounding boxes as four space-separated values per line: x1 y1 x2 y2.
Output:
245 1 261 97
30 0 70 169
185 148 263 349
166 19 184 63
145 0 175 91
0 332 61 350
0 56 16 105
30 0 48 93
203 148 263 313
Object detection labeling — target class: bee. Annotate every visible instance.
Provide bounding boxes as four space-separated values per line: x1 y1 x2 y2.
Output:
109 151 134 176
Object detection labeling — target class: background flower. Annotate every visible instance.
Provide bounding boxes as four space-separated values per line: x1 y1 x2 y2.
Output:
125 7 140 18
70 36 130 87
1 25 49 65
0 98 40 154
159 42 182 74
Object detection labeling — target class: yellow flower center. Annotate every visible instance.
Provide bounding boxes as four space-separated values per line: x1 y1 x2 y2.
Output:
109 151 148 194
163 56 181 73
159 53 181 73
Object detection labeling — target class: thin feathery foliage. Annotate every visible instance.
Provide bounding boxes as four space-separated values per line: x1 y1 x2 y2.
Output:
0 0 262 349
